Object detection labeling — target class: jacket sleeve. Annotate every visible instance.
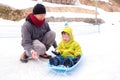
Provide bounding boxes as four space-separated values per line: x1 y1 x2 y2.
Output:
74 42 82 56
21 23 33 53
56 42 64 54
45 22 51 31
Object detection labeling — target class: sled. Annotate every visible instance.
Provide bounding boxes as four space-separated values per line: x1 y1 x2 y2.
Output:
48 55 83 72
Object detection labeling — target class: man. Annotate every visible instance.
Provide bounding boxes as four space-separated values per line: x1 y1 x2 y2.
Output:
20 3 57 63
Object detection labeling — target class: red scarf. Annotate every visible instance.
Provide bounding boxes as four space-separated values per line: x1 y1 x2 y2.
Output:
29 13 45 26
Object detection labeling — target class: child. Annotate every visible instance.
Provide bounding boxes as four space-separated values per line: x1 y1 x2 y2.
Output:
49 24 82 67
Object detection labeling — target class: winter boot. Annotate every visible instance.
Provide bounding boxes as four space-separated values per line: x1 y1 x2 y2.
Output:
49 57 61 66
20 52 29 63
39 53 51 59
64 57 74 67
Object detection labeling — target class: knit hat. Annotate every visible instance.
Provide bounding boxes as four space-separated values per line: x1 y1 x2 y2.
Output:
33 4 46 14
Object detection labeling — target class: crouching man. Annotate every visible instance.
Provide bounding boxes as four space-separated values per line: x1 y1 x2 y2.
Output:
20 3 57 63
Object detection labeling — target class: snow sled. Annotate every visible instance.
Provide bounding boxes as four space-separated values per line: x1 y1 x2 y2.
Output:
48 55 83 71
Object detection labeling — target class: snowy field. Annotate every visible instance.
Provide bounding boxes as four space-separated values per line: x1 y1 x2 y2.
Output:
0 0 120 80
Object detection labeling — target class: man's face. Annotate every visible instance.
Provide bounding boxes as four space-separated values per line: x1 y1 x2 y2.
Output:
35 14 45 20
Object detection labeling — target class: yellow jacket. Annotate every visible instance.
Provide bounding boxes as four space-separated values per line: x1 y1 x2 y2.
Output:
57 27 82 58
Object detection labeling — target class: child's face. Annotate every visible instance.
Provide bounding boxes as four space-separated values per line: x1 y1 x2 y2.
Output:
62 32 70 42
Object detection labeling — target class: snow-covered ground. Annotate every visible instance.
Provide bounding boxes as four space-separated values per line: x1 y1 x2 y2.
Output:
0 0 120 80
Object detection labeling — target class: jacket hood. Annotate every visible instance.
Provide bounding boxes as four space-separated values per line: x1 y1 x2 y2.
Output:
61 27 74 43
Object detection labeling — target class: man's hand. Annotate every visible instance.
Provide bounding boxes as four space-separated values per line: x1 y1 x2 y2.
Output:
31 50 39 60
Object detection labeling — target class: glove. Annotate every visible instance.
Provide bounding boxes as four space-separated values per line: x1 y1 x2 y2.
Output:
74 55 81 64
51 50 60 56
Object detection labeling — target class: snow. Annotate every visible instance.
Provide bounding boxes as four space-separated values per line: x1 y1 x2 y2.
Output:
0 0 35 9
46 12 97 18
100 0 109 3
0 0 120 80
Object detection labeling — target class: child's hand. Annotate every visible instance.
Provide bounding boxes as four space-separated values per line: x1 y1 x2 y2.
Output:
51 50 60 56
